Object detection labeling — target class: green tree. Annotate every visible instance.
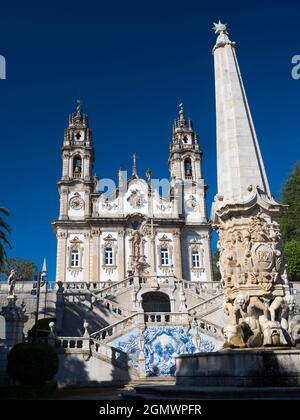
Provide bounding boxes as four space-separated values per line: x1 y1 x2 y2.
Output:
0 207 11 269
212 249 221 281
278 162 300 243
284 241 300 282
2 257 38 281
278 162 300 282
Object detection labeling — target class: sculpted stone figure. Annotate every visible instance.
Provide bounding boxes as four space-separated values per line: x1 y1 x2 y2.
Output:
127 219 149 275
7 269 17 297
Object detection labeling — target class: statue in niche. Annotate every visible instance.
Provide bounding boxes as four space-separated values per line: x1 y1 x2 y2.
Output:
127 217 149 275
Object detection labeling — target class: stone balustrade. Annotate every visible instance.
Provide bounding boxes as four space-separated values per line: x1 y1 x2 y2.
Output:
91 277 135 298
195 319 223 339
90 313 142 342
140 275 176 285
60 276 135 296
91 339 129 366
180 279 223 298
0 281 56 292
102 300 131 318
144 312 189 325
188 293 224 318
90 310 191 344
59 281 90 291
54 336 90 352
57 277 223 301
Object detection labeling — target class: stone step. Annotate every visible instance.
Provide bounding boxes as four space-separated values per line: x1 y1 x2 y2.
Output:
129 377 176 386
122 385 300 400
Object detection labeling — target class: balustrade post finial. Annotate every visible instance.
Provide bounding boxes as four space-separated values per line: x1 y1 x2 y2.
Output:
48 321 56 346
83 320 89 337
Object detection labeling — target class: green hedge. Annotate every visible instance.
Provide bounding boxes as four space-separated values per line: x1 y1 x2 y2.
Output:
7 342 59 385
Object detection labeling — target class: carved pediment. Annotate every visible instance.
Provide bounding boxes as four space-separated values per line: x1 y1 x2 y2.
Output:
69 236 83 244
159 234 171 243
103 234 117 243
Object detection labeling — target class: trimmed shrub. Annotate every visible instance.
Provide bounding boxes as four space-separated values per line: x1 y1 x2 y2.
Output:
7 342 59 385
28 317 56 338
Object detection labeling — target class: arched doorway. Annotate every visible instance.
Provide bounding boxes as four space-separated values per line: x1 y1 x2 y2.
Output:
142 292 171 312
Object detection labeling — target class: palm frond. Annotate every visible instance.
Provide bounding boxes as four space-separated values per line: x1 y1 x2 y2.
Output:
0 231 11 248
0 219 11 233
0 207 10 217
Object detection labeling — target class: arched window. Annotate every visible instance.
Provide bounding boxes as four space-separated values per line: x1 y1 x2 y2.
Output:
142 292 171 312
184 158 192 178
71 249 79 267
73 155 82 178
183 135 188 144
105 247 113 265
160 248 169 266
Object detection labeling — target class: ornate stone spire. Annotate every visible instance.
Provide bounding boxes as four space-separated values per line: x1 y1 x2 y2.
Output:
69 99 88 128
132 153 138 178
178 103 186 127
212 21 270 204
41 258 47 273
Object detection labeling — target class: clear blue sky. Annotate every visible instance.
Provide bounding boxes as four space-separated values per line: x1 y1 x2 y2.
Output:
0 0 299 280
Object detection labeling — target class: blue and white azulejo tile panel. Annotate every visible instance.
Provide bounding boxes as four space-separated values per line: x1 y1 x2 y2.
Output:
110 325 217 376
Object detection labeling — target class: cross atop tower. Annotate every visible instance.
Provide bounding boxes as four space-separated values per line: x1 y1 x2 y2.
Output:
132 153 138 178
69 100 88 128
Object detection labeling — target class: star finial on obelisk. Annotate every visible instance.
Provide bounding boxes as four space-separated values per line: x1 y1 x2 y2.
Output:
212 20 228 35
212 20 233 51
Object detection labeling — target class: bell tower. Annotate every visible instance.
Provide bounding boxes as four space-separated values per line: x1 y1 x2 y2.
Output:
169 104 203 184
57 101 95 220
61 101 94 181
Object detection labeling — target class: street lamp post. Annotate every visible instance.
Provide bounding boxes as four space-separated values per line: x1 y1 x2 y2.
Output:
33 259 47 342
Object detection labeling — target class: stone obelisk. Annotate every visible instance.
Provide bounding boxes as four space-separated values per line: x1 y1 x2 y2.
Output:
211 21 295 348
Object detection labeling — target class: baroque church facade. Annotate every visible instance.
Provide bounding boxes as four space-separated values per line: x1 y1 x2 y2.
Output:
49 104 223 379
52 103 213 289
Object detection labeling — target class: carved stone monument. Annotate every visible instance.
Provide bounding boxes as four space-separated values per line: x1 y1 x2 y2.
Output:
210 21 296 349
176 22 300 388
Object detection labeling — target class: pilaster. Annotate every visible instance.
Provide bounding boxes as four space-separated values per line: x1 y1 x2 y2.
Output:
56 230 67 282
90 228 100 283
118 230 125 280
83 232 91 283
173 230 182 278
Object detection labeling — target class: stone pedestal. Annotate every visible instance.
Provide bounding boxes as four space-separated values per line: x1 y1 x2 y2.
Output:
176 348 300 387
1 296 28 350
